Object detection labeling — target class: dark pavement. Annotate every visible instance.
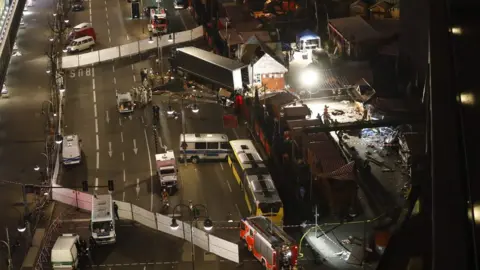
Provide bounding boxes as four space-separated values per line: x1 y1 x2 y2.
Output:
0 0 56 267
66 0 197 51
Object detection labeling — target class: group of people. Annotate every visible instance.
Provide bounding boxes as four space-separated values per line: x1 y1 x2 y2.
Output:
130 86 152 106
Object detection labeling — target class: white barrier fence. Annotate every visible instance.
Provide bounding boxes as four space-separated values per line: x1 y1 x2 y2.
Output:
62 26 203 69
51 189 239 263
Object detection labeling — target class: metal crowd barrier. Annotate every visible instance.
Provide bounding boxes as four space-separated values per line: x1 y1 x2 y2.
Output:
62 26 203 69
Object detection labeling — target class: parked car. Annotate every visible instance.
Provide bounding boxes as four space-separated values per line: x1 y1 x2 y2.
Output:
66 36 95 53
72 0 84 11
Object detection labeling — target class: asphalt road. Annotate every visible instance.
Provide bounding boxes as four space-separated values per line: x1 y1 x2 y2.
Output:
65 0 196 51
0 0 54 265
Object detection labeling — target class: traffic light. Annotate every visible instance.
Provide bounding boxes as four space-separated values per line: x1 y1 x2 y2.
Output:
82 181 88 192
108 180 114 192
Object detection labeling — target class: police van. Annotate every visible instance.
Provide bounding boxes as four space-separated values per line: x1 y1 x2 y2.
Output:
179 134 231 163
62 134 81 165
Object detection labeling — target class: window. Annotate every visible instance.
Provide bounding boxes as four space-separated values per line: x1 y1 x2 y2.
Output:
195 142 206 149
207 142 218 149
220 142 230 149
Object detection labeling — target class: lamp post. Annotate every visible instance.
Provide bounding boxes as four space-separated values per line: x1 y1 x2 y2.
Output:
1 227 12 270
34 153 50 183
162 92 199 164
170 202 213 270
149 34 164 84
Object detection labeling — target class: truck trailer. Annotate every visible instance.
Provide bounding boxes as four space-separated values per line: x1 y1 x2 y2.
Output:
171 47 248 91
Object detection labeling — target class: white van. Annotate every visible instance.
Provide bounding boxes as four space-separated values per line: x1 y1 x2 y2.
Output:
62 134 81 165
51 234 80 270
67 36 94 53
179 134 231 163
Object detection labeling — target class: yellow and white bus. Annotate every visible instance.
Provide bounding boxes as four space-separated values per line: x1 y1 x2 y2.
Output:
228 139 284 226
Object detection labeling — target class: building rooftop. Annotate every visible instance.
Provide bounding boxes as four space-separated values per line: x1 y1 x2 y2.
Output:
176 47 247 71
329 16 381 43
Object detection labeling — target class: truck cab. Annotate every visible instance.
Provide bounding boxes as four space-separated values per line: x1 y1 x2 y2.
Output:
155 150 178 191
51 234 81 269
148 8 168 35
67 22 96 43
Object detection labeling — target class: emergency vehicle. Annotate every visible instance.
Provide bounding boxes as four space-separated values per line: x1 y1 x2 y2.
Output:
67 22 96 42
116 91 135 113
147 8 168 35
240 216 298 270
155 150 178 191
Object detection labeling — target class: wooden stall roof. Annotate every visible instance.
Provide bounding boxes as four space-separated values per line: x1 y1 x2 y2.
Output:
283 105 311 118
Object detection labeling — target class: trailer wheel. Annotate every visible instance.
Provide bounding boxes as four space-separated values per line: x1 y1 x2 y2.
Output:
191 156 199 164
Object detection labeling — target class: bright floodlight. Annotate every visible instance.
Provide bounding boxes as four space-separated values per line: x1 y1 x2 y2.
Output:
62 48 68 53
300 69 319 87
53 13 57 17
203 218 213 231
17 222 26 233
167 105 174 115
168 35 173 42
191 104 199 113
46 69 51 74
64 19 69 24
34 165 40 171
49 37 54 42
170 218 179 230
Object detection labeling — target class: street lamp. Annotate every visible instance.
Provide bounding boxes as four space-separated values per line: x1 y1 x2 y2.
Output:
55 134 63 145
170 202 213 270
191 103 199 114
1 228 13 270
300 68 320 88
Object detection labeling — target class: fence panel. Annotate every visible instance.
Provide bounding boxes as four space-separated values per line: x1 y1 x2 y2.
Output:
156 213 185 239
138 38 157 52
192 227 209 252
209 235 239 263
51 186 93 211
79 51 100 66
62 55 79 69
99 47 119 62
113 200 133 220
120 42 139 57
132 205 157 230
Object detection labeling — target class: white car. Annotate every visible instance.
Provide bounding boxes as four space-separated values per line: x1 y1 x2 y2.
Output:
66 36 95 53
173 0 186 9
116 92 134 113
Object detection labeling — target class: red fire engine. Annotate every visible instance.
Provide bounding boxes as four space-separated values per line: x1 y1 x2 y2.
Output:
240 216 298 269
147 8 168 35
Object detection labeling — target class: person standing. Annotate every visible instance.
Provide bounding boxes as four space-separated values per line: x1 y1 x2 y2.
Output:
113 202 119 220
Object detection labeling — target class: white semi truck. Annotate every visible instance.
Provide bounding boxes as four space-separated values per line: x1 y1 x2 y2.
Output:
91 194 116 244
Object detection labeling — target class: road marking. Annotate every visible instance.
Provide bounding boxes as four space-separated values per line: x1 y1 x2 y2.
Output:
141 116 144 124
90 14 92 23
226 180 232 192
120 131 124 142
96 134 99 150
105 6 107 11
92 78 96 90
95 178 99 190
94 105 98 118
235 204 242 218
92 66 95 77
92 90 96 102
108 28 111 35
112 65 115 72
126 35 130 41
219 162 224 170
113 77 116 84
96 152 100 169
107 21 109 27
105 110 110 123
108 142 113 157
123 169 126 182
233 128 239 139
122 152 125 161
133 75 136 82
143 128 154 211
133 139 138 154
122 191 125 201
109 36 111 43
119 118 122 126
131 64 134 70
95 118 98 133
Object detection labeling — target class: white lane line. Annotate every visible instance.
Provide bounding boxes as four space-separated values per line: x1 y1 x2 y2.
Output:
107 21 109 27
93 90 96 102
122 152 125 161
219 162 224 170
90 14 92 23
92 78 96 90
226 179 232 192
131 64 134 70
113 77 116 84
143 128 154 211
112 65 115 72
233 129 239 139
109 36 111 43
105 6 107 11
96 134 99 150
133 75 136 82
96 152 100 169
235 204 242 218
108 28 111 35
95 119 98 133
120 132 124 142
94 105 98 118
123 169 126 182
95 178 99 190
108 142 113 157
122 191 125 201
119 118 122 126
89 8 92 15
126 35 130 41
92 67 95 77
